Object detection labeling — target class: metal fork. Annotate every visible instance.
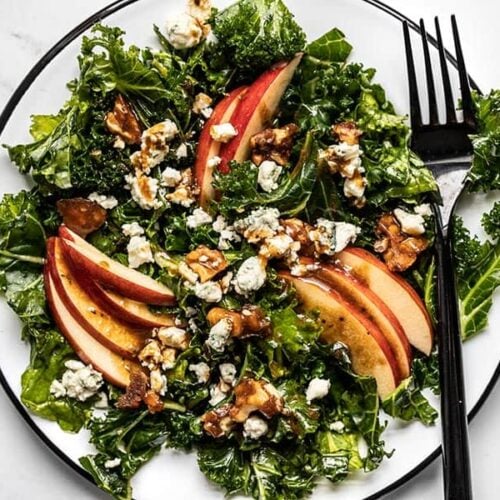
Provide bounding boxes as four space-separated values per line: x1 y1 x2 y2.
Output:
403 16 477 500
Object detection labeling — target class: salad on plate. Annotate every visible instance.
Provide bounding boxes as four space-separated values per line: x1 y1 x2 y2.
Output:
2 0 500 498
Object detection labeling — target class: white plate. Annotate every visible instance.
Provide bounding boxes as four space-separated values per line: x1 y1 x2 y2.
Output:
1 0 499 499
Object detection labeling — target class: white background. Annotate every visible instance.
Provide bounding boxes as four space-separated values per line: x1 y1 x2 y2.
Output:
1 1 499 499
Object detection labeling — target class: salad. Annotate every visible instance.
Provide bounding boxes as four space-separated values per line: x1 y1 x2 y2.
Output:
2 0 500 498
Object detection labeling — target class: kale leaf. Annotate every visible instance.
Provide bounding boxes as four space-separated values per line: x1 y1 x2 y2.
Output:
453 215 500 339
467 90 500 192
212 0 306 75
306 28 352 63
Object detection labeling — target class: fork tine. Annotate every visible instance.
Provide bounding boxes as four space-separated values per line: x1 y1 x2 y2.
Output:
435 17 457 124
451 15 476 128
420 19 439 125
403 21 422 129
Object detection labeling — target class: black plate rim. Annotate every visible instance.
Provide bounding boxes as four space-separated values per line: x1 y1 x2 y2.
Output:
0 0 493 499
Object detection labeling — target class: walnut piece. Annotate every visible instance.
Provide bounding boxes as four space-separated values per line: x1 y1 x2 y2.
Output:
229 378 284 422
250 123 299 166
56 198 107 237
374 213 429 272
206 305 270 338
185 246 228 282
332 121 362 145
143 390 164 413
116 369 148 410
105 94 142 145
281 218 315 255
201 404 234 438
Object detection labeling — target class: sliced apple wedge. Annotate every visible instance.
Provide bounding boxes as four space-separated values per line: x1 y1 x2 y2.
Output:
59 225 175 306
218 54 303 173
336 247 433 355
280 272 399 398
309 260 412 379
195 86 248 208
44 266 138 388
48 237 147 359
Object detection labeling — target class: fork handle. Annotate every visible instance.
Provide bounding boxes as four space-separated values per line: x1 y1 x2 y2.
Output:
434 211 473 500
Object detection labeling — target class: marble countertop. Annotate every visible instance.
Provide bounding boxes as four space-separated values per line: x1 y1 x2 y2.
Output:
1 1 500 499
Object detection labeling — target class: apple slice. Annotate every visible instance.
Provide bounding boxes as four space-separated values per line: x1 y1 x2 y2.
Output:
218 54 303 174
195 86 248 208
48 237 147 359
280 272 399 398
310 260 412 379
44 266 138 388
336 247 433 355
59 225 175 306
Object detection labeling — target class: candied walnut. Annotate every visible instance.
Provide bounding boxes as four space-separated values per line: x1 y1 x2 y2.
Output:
166 168 199 207
56 198 107 237
229 378 284 422
144 390 164 413
116 369 148 410
105 94 142 145
250 123 299 166
185 246 228 282
207 305 270 338
332 121 362 145
375 213 429 272
281 218 315 255
201 404 234 438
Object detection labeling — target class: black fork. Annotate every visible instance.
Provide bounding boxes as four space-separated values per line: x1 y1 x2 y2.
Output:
403 16 477 500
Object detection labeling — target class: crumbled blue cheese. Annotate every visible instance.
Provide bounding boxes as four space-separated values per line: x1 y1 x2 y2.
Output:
320 142 367 207
88 192 118 210
138 340 163 370
219 363 237 385
192 92 213 115
178 261 199 284
309 219 359 255
329 421 345 432
127 235 154 268
156 326 189 350
125 173 162 210
104 458 121 469
334 222 360 253
257 160 282 192
209 383 228 406
189 362 211 384
414 203 433 217
260 233 299 259
150 369 167 396
161 347 177 370
212 215 241 250
165 13 203 50
194 280 223 302
175 143 188 159
306 378 331 402
131 120 178 173
207 155 222 168
121 222 144 237
206 318 232 352
49 360 103 402
210 123 238 143
234 256 267 295
187 207 213 228
161 167 182 187
234 207 281 243
394 208 426 236
243 415 269 439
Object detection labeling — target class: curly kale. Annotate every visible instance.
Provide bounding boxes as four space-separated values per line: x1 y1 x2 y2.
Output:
212 0 306 75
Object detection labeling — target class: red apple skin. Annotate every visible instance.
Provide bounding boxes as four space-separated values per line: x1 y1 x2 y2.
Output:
337 247 434 355
195 86 248 208
44 264 138 388
307 259 412 379
48 237 147 359
280 272 399 398
59 225 175 306
218 54 303 174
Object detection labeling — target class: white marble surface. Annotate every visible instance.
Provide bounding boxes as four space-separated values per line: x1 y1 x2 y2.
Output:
1 0 500 499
